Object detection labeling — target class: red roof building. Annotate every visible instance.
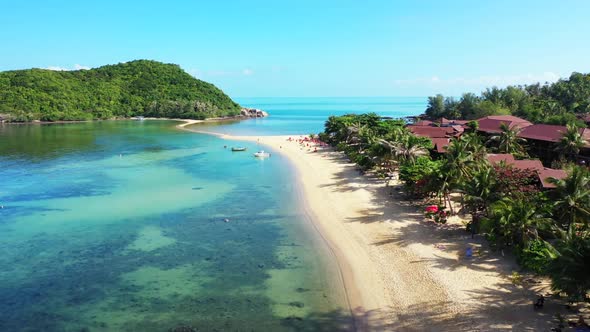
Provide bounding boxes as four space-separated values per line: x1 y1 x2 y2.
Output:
408 126 463 138
486 154 516 165
517 124 590 148
537 168 567 189
477 115 533 134
413 120 433 126
517 124 566 142
407 125 463 154
431 138 451 153
512 159 544 172
485 153 566 189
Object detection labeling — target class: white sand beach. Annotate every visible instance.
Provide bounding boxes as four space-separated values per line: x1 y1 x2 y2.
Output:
181 124 567 331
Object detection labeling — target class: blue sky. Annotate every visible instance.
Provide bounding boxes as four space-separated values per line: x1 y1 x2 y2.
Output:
1 0 589 97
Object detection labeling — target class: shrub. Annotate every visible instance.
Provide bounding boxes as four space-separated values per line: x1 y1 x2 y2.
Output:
517 239 553 274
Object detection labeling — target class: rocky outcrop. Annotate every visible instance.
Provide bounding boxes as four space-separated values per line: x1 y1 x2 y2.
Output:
240 108 269 118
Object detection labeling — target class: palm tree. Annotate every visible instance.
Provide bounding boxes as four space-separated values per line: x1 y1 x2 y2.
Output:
444 136 477 179
484 198 554 247
546 231 590 302
377 133 429 165
555 124 587 159
461 165 498 215
550 165 590 231
488 123 527 156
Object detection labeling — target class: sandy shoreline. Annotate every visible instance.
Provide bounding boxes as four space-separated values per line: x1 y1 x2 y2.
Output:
179 121 566 331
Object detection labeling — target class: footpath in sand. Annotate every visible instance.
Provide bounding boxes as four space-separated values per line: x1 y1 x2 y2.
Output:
180 122 568 331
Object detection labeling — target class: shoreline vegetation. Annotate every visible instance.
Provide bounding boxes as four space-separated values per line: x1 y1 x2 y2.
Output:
180 114 589 330
0 112 266 126
422 72 590 127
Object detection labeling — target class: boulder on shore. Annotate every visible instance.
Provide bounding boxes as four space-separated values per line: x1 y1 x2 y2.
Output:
240 108 269 118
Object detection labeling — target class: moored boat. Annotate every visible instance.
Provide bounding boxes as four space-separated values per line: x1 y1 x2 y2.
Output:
253 150 271 158
231 147 247 151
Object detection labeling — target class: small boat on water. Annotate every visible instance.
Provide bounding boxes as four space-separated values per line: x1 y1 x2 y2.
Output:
231 147 247 152
253 150 271 158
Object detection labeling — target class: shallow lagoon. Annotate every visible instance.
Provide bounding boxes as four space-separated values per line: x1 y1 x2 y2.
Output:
0 120 349 331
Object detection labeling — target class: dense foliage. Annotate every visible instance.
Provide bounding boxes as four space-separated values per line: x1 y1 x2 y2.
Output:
323 113 590 302
0 60 241 122
424 72 590 127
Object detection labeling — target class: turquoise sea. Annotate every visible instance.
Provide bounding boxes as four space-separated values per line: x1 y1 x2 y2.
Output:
199 97 426 135
0 97 425 331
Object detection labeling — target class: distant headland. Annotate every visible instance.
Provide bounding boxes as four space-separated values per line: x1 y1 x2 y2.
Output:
0 60 266 123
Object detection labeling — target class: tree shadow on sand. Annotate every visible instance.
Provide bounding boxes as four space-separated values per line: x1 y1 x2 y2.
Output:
279 296 567 331
317 151 581 331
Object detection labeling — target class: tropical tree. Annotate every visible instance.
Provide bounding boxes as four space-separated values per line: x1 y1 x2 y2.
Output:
487 123 527 156
483 198 554 247
546 231 590 302
377 133 430 165
554 124 587 159
425 94 445 119
550 165 590 231
461 165 498 215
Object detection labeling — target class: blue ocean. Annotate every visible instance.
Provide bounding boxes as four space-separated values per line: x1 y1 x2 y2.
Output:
200 97 426 135
0 97 425 331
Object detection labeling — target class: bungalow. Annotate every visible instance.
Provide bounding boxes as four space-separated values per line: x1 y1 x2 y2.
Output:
476 115 533 134
517 124 590 163
408 124 464 153
485 153 567 189
407 117 468 153
518 124 590 146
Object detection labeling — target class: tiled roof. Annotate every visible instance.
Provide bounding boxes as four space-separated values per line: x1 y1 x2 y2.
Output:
517 124 566 142
451 125 465 133
486 154 543 171
512 159 544 172
538 168 567 188
413 120 433 126
413 118 469 127
477 115 533 134
487 153 565 189
430 138 451 153
518 124 590 147
408 126 462 138
486 154 516 165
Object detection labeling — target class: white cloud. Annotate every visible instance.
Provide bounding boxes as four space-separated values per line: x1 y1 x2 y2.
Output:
46 66 69 71
46 64 91 71
242 68 254 76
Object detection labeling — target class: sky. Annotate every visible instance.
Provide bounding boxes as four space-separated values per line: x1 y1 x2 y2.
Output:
1 0 589 98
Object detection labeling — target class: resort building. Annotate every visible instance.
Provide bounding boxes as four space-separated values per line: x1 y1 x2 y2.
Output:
476 115 533 134
408 118 467 153
409 113 590 167
485 153 567 189
517 124 590 163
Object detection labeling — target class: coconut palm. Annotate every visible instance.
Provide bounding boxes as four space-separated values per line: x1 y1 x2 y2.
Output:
555 124 587 159
461 165 498 215
484 198 555 247
444 137 476 179
488 123 527 156
546 232 590 302
378 133 429 165
549 165 590 231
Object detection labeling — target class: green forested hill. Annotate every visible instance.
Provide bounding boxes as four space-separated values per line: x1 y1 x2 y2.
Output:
0 60 241 122
423 72 590 126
